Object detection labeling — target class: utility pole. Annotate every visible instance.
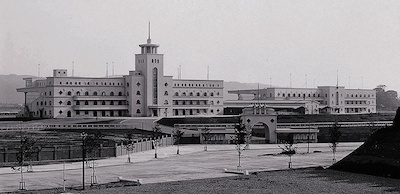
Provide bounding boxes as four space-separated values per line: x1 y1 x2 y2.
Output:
81 132 87 190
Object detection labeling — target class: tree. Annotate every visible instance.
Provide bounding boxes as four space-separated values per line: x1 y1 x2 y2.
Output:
152 124 163 158
16 136 39 190
84 131 102 186
173 128 184 154
233 122 247 171
279 133 296 169
201 127 212 151
328 121 342 164
123 131 135 163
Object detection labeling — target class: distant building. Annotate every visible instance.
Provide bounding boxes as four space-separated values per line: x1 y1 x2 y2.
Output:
226 86 376 115
17 33 223 118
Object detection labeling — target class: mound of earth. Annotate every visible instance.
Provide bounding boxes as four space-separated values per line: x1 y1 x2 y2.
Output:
330 108 400 178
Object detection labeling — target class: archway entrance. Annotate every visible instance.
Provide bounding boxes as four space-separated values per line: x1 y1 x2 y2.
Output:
251 122 269 143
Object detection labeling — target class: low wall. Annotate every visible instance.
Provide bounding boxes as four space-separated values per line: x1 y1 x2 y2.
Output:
0 135 173 164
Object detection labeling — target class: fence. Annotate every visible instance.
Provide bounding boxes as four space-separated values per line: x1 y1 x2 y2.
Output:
115 135 173 156
0 135 173 164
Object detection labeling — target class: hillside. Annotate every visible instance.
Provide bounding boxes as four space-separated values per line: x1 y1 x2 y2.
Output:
330 109 400 178
0 74 29 104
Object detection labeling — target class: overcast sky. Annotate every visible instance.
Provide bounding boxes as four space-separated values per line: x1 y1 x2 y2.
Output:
1 0 400 92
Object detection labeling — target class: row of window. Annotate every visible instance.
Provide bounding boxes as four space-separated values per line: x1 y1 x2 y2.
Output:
61 91 125 96
137 59 160 63
174 92 220 97
173 100 221 105
58 81 124 86
174 83 221 88
346 93 374 98
345 107 374 113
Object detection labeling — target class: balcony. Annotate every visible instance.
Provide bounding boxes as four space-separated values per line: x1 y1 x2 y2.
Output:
73 105 128 111
73 95 127 101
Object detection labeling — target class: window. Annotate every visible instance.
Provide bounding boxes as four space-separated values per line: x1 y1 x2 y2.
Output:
85 91 89 96
76 91 80 96
76 101 80 105
93 91 98 96
118 92 122 96
136 109 141 114
211 93 214 96
67 101 71 105
164 91 168 95
136 100 141 104
197 92 200 96
152 68 158 104
174 92 179 96
110 101 114 105
85 101 89 105
204 92 207 96
182 92 186 96
67 91 72 96
102 101 106 105
190 92 193 96
94 101 98 105
110 92 114 96
164 100 169 105
137 91 141 95
102 92 106 96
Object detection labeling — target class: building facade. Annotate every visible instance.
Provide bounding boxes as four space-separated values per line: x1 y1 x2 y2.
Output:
227 86 376 114
17 35 223 118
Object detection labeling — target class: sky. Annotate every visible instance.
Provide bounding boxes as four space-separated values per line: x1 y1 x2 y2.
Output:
1 0 400 92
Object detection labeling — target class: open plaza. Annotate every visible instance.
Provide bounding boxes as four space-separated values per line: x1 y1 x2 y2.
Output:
0 142 367 193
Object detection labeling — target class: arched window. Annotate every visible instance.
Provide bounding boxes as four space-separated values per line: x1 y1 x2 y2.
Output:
102 101 106 105
118 92 122 96
101 92 106 96
76 101 80 105
203 92 207 96
164 100 169 105
67 91 72 96
76 91 81 96
93 91 98 96
137 91 141 95
174 92 179 96
164 91 168 95
94 101 98 105
136 100 141 104
210 93 214 96
196 92 200 96
182 92 186 96
67 111 71 117
85 101 89 105
67 101 71 105
190 92 193 96
85 91 89 96
110 92 114 96
136 109 141 114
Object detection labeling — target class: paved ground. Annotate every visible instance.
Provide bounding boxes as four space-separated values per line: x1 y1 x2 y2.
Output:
0 142 362 193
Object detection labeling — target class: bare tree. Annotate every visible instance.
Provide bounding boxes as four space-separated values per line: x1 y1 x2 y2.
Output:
16 136 39 190
123 131 135 163
152 124 163 158
328 121 342 164
201 127 212 151
84 131 102 186
279 133 297 169
173 128 184 154
233 122 247 171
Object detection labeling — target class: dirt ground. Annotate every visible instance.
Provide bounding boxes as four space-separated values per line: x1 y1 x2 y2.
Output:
11 168 400 194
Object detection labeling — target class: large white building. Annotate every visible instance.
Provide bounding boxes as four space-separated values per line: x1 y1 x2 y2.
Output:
226 86 376 114
17 34 223 118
